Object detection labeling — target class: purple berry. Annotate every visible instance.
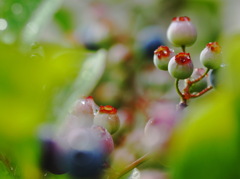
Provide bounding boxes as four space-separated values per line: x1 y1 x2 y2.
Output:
40 139 68 175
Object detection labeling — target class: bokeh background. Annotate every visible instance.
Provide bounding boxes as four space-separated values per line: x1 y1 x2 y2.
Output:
1 0 240 178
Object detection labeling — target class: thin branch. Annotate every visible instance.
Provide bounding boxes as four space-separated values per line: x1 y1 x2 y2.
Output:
190 68 210 84
175 79 185 103
115 153 150 178
190 86 213 98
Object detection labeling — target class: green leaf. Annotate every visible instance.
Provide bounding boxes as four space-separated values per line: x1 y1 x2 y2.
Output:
55 49 107 121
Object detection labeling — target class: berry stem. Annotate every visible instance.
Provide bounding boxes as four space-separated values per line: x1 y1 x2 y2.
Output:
175 79 185 103
190 86 213 98
181 45 186 53
115 153 150 178
190 68 210 84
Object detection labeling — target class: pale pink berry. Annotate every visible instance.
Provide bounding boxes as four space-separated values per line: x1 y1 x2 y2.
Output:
167 16 197 47
90 125 114 155
153 46 175 70
200 42 222 69
144 102 179 150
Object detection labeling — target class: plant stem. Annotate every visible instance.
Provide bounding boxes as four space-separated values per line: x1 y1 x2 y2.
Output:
175 79 185 103
181 45 186 52
115 153 150 179
190 86 213 98
190 68 210 84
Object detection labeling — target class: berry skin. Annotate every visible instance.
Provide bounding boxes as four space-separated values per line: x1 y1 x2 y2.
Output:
167 16 197 47
90 125 115 156
144 102 178 150
200 42 222 69
40 139 69 175
93 105 120 134
68 150 105 178
189 68 208 93
153 46 175 70
168 52 194 79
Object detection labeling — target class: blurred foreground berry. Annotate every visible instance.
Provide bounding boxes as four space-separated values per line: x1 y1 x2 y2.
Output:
40 139 69 175
68 150 105 178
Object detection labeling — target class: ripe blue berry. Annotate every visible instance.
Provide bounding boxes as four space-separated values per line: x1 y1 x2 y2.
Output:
40 139 68 175
167 16 197 47
168 52 194 79
68 150 105 178
153 46 175 71
200 42 222 69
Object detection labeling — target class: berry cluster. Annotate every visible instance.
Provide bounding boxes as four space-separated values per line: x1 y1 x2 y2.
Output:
39 96 120 178
153 16 222 108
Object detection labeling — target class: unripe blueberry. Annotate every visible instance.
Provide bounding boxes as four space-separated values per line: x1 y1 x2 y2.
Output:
189 68 208 93
93 105 120 134
168 52 193 79
71 96 99 116
167 16 197 47
153 46 175 70
200 42 222 69
144 102 179 150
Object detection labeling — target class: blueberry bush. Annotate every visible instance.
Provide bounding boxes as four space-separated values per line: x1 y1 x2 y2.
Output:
1 0 240 179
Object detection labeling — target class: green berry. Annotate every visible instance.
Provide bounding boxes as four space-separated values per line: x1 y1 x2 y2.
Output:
93 105 120 134
153 46 175 70
167 16 197 47
200 42 222 69
168 52 193 79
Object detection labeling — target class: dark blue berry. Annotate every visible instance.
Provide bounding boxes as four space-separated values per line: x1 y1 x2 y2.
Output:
40 139 69 175
68 150 105 178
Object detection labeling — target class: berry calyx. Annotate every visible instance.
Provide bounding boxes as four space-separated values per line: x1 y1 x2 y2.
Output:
99 105 117 114
207 42 221 53
175 52 191 65
154 46 171 58
172 16 190 21
153 46 175 70
168 53 193 79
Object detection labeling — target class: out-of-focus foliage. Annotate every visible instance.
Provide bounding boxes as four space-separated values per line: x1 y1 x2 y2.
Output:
0 42 107 178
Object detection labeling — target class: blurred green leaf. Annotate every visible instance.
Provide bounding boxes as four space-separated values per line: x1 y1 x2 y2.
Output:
169 33 240 179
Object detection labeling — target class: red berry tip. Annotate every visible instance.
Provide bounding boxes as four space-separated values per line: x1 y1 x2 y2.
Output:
175 53 191 65
86 96 93 99
99 105 117 114
154 46 171 59
172 16 190 22
207 42 221 53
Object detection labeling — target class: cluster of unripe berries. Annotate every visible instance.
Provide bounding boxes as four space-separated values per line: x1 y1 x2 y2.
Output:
154 16 222 78
153 16 222 96
39 96 120 178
